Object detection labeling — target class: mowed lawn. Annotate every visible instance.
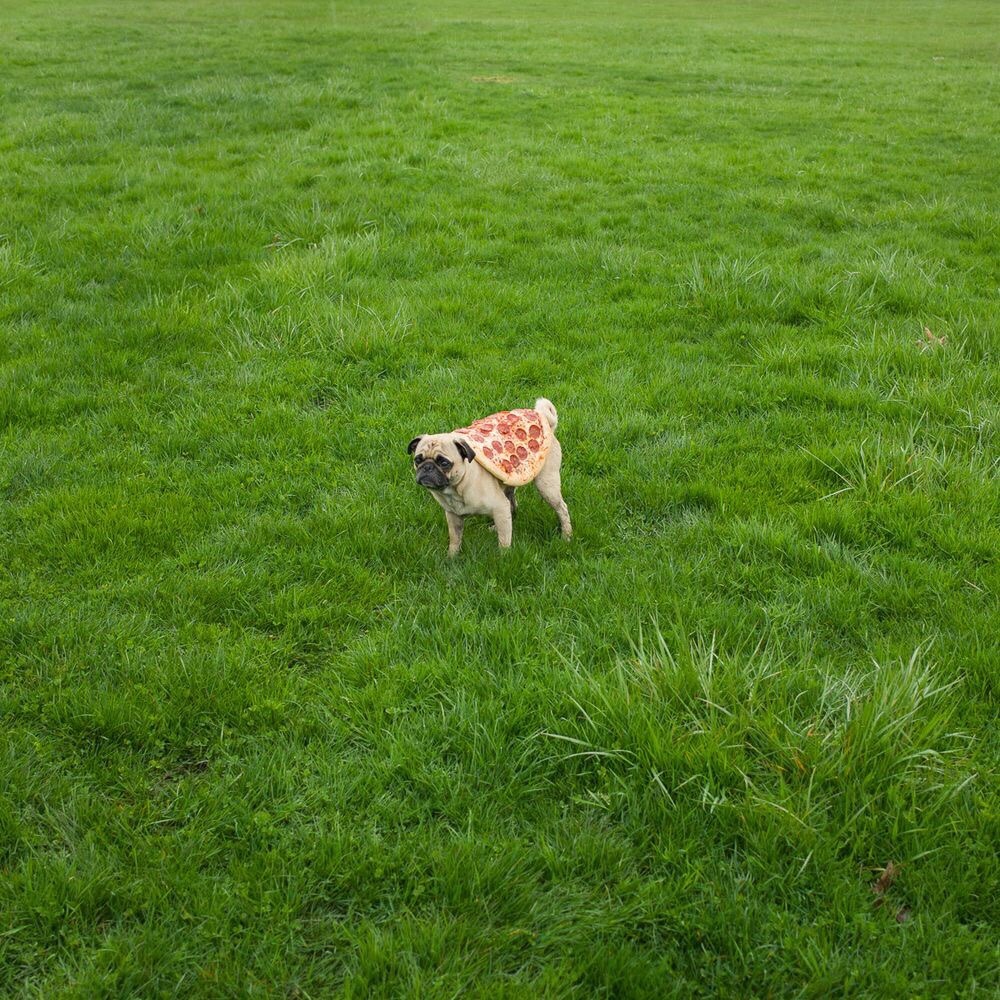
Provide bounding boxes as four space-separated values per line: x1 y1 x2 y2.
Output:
2 0 998 994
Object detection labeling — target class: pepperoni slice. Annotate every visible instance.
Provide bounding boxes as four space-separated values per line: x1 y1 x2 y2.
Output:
528 439 540 452
510 455 521 468
516 445 528 458
491 439 502 451
528 424 542 439
501 460 513 473
514 427 527 441
480 422 493 433
483 446 493 458
504 440 515 454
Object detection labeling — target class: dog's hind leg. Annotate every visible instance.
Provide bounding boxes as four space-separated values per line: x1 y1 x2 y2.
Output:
534 441 572 540
504 486 517 517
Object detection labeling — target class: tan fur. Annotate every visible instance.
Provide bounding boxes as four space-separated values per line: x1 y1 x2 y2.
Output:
410 399 571 556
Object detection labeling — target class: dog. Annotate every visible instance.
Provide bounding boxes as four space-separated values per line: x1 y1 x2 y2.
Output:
408 398 572 556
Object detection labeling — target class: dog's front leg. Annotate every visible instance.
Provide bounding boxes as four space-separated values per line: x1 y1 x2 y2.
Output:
445 511 465 557
491 502 512 550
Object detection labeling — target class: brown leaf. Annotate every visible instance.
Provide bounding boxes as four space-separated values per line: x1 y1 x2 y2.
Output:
918 327 948 351
895 907 911 923
871 861 899 898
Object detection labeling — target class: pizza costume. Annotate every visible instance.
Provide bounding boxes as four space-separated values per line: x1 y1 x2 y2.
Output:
453 408 553 487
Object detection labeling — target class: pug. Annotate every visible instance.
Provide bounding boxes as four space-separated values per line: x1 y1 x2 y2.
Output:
408 397 572 556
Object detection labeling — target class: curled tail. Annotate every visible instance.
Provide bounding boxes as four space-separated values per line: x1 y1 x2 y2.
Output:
534 397 558 430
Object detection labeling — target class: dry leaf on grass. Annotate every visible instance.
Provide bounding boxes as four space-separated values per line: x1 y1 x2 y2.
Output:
918 326 948 350
871 862 913 921
871 860 899 906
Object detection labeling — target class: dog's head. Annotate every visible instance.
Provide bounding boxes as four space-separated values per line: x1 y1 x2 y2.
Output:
407 434 476 491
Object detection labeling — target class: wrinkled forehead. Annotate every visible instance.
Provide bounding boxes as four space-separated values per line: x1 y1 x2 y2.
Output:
416 435 455 457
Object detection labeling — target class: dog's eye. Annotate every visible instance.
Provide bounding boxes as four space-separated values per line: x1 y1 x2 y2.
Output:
414 455 424 465
435 456 452 470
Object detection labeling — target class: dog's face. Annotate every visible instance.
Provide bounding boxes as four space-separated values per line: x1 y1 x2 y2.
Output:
408 434 475 491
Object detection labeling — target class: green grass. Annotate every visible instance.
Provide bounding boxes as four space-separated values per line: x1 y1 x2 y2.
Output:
2 0 998 994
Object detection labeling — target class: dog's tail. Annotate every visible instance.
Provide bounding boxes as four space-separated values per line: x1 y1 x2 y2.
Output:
534 397 558 430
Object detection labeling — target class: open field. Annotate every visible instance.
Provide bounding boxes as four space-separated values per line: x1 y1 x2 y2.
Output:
1 0 998 994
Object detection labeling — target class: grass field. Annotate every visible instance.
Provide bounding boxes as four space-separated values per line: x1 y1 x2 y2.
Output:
2 0 999 994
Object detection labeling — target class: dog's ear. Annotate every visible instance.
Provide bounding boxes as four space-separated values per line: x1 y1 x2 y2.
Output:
454 437 475 463
407 436 423 455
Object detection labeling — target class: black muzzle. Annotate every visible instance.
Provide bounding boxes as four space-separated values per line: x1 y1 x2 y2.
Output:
416 460 448 489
